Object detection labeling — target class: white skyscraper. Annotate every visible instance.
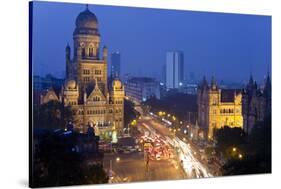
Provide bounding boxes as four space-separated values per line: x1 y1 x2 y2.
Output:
166 51 184 90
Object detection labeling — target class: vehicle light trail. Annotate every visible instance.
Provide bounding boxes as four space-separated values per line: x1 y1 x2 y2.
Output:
140 120 212 178
174 137 213 178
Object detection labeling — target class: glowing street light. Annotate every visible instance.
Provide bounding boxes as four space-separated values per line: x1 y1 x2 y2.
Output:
116 157 120 162
238 154 243 159
232 147 237 152
184 129 187 134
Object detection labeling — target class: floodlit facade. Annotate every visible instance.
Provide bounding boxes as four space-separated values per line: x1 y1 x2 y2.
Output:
41 7 124 139
197 77 243 139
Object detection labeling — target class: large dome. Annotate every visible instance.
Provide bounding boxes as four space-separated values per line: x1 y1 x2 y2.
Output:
66 80 77 89
112 79 122 89
75 7 98 29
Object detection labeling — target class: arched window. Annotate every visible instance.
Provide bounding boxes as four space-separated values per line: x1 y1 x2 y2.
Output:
89 47 94 57
82 48 86 58
93 96 100 101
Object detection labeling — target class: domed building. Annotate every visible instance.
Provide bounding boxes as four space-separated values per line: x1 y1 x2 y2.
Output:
41 6 125 140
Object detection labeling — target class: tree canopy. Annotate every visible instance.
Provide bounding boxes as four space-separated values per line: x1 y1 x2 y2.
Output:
33 100 73 129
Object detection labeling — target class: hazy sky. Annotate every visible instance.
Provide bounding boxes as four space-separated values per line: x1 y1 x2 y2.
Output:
32 1 271 83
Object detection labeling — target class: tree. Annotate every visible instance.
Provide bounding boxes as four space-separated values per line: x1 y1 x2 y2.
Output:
124 99 139 127
221 114 271 175
33 100 73 129
32 130 108 187
214 126 246 159
144 93 197 123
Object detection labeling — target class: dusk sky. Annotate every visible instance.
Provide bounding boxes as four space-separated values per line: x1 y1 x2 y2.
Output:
32 1 271 84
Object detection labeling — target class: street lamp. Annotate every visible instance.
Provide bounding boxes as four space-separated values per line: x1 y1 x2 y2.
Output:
116 157 120 162
232 147 237 152
238 154 243 159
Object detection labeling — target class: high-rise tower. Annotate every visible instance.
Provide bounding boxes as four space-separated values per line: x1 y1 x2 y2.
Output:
165 51 184 90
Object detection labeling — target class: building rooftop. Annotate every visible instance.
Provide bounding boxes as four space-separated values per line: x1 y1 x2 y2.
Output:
220 89 242 102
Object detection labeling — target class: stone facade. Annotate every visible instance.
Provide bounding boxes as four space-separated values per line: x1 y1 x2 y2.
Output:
40 7 124 139
242 74 271 134
197 77 243 139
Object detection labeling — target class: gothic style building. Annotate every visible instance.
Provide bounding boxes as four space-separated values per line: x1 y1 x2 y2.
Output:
41 6 125 139
197 77 243 139
242 74 271 134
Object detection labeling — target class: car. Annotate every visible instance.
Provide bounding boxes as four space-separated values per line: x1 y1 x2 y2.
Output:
199 149 205 153
156 154 161 160
124 149 131 154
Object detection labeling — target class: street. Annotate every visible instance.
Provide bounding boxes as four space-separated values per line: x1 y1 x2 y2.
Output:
138 115 213 178
103 151 186 183
102 109 213 183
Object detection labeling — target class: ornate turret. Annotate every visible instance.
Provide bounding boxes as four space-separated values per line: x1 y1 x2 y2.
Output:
103 46 108 60
199 76 209 91
210 76 218 90
65 43 71 79
66 43 71 60
264 73 271 96
247 74 256 91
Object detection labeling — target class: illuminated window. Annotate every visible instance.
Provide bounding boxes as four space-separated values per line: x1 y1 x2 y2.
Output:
83 69 90 75
95 70 101 74
82 48 86 57
93 96 100 101
89 47 94 57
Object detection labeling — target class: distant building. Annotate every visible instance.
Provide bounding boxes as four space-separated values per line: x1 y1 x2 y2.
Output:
125 77 160 104
111 52 121 78
33 74 64 106
33 74 64 91
161 64 166 84
165 51 184 90
179 84 198 95
197 76 243 139
242 74 271 134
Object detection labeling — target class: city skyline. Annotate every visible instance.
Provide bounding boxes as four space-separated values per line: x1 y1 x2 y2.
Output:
30 2 272 187
32 2 271 83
